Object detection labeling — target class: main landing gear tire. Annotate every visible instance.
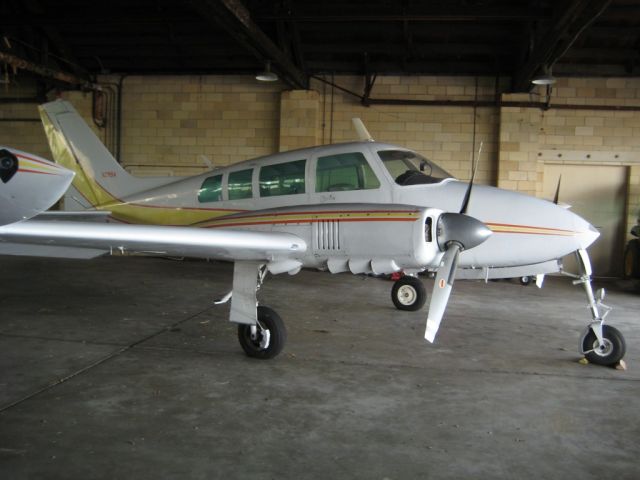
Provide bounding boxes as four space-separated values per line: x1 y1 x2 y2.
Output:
237 306 287 360
519 276 532 286
582 325 626 367
391 276 427 311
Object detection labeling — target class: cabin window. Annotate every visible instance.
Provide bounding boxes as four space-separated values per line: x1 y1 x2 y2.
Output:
260 159 306 197
315 152 380 192
228 169 253 200
198 174 223 203
379 150 452 185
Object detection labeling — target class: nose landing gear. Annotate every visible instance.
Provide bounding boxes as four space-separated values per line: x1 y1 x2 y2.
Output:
567 249 626 367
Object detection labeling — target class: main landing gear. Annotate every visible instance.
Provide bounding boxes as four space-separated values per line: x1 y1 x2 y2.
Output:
216 261 287 359
391 275 427 311
568 249 626 367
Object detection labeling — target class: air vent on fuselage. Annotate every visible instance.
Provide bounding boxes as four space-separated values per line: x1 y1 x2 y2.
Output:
315 220 341 250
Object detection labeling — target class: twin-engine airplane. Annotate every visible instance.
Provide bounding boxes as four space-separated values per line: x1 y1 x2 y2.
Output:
0 147 74 226
0 100 625 366
0 147 74 225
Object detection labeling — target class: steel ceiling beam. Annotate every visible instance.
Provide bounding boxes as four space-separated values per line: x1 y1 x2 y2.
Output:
256 7 552 23
188 0 308 89
0 49 98 90
512 0 613 92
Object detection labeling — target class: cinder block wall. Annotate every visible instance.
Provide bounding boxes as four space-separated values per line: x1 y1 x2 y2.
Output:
497 77 640 236
1 74 639 233
118 76 281 176
305 76 500 186
0 88 104 158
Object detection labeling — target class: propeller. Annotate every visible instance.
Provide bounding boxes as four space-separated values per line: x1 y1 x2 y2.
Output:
425 213 492 342
424 142 491 343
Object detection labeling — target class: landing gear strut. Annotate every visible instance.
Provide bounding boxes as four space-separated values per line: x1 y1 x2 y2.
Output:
566 249 626 367
216 261 287 359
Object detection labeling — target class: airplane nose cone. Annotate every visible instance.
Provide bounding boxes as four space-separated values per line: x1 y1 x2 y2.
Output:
450 183 604 268
578 221 600 250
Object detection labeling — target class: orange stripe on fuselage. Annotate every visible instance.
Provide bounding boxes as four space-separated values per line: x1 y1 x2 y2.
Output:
18 168 58 176
205 217 418 229
487 222 577 236
16 153 65 170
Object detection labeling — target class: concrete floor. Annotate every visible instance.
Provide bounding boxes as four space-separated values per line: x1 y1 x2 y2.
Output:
0 256 639 480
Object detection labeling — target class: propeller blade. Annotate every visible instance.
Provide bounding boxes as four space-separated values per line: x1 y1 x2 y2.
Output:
425 244 461 343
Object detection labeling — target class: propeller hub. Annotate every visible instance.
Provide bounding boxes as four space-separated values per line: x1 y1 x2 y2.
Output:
0 149 19 184
436 213 492 252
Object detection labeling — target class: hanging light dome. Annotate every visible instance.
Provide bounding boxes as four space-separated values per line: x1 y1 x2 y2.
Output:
256 61 278 82
531 65 556 86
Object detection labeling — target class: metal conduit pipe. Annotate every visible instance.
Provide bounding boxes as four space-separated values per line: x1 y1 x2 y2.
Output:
311 75 640 112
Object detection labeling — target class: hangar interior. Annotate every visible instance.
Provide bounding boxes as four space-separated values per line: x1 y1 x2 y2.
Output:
1 1 640 479
2 1 640 275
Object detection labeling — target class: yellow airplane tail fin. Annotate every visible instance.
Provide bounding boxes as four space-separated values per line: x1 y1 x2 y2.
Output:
39 100 146 209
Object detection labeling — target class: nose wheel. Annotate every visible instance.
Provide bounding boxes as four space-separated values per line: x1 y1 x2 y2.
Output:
237 305 287 359
581 324 626 366
391 276 427 311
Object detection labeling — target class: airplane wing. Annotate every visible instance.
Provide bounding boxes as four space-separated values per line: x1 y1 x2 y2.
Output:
31 210 112 222
0 220 307 272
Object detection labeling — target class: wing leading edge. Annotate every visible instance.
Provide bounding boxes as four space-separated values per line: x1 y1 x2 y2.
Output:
0 220 307 270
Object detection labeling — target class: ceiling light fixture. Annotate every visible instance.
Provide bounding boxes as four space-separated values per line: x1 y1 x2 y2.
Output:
256 61 278 82
531 65 556 86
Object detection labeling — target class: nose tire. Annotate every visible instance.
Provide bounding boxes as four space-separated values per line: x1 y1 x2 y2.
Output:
581 325 626 367
391 276 427 311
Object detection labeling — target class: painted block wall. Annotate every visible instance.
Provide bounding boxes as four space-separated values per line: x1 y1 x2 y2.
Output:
1 74 639 236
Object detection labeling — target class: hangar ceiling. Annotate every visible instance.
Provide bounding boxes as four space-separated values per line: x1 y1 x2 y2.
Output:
1 0 639 92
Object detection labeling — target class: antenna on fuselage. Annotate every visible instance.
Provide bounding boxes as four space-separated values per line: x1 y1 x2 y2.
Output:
460 141 483 215
553 175 562 204
200 155 213 170
352 118 374 142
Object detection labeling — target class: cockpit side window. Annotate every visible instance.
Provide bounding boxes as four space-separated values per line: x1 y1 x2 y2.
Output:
316 152 380 192
260 159 306 197
378 150 453 186
198 174 223 203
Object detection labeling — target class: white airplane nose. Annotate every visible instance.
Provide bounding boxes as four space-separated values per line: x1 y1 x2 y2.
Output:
450 183 604 268
577 220 600 250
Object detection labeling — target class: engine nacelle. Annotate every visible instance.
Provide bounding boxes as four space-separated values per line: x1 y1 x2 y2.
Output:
209 204 443 275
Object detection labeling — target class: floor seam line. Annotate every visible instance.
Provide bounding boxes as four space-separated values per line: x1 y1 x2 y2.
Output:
0 304 216 413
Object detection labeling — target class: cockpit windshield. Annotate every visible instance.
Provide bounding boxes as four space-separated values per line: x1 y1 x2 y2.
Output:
378 150 453 186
